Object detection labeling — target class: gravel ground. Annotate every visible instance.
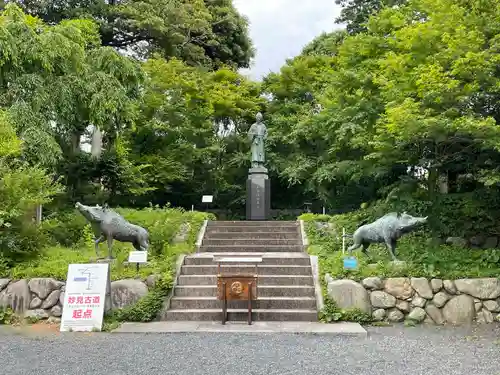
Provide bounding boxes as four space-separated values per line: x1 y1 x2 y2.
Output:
0 324 499 375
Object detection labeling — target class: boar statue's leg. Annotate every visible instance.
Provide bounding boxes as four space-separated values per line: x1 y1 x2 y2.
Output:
347 242 362 254
384 237 398 261
94 235 105 258
138 239 149 252
361 242 370 256
106 236 115 259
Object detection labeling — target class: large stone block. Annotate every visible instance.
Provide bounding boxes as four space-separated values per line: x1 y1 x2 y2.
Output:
454 278 500 300
432 292 450 308
28 278 64 300
430 279 443 293
483 300 500 313
327 280 371 314
384 278 413 300
442 295 474 325
0 280 30 313
370 291 396 308
41 290 61 309
362 277 383 290
387 308 404 322
111 279 148 310
408 307 426 322
425 304 444 325
443 280 457 294
0 279 10 292
411 278 433 299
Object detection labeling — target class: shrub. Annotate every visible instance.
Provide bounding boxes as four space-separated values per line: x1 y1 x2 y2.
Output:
42 210 89 248
106 276 172 323
0 221 49 267
319 296 372 324
0 307 13 324
7 206 212 280
43 205 213 254
301 209 500 281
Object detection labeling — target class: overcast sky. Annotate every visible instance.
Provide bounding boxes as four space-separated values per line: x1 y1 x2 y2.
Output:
233 0 343 80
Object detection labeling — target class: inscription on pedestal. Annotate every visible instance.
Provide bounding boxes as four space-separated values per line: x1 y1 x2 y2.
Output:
246 167 270 220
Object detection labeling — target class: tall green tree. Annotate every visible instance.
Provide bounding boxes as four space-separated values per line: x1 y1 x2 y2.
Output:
0 4 146 204
265 0 500 213
0 110 62 265
335 0 406 34
2 0 254 69
128 57 264 209
365 0 500 198
301 30 347 56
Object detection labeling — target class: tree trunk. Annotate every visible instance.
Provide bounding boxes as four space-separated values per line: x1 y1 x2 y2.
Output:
427 166 438 200
91 125 103 159
71 132 81 154
35 205 42 224
438 173 449 194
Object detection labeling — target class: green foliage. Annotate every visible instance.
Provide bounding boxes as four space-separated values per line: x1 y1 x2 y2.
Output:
0 223 50 266
263 0 500 217
319 296 372 324
0 307 13 324
106 276 172 324
5 0 254 70
42 211 89 248
114 206 211 257
301 30 347 56
130 57 264 209
5 206 211 280
0 105 62 267
301 210 500 281
335 0 407 34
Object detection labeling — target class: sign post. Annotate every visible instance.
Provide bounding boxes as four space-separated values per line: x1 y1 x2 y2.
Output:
202 195 213 212
342 227 358 270
60 263 111 332
128 251 148 273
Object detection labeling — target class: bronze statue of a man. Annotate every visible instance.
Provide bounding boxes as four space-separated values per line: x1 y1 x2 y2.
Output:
247 112 268 168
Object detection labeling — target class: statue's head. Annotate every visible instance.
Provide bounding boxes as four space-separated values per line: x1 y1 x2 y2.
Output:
397 212 428 233
75 202 105 223
256 112 263 122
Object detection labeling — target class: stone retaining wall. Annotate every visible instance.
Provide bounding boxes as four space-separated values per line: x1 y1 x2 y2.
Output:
0 277 157 321
326 275 500 325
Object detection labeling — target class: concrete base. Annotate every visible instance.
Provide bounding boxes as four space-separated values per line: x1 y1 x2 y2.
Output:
246 167 271 220
112 321 367 337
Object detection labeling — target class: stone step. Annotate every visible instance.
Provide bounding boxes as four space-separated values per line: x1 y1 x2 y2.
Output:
177 275 314 286
180 264 312 276
174 285 315 298
204 231 301 240
169 297 317 310
164 309 318 321
208 221 298 227
205 226 299 233
202 238 300 246
184 253 311 266
199 245 304 253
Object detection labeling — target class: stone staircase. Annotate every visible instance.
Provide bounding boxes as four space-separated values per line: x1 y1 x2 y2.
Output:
163 221 319 321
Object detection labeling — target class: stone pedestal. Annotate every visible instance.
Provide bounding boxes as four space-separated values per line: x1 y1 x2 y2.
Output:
246 166 271 220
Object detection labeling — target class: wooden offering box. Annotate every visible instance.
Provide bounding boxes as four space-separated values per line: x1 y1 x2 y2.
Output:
213 256 262 325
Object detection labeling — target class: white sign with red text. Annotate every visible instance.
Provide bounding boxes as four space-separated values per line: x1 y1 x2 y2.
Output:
60 263 110 332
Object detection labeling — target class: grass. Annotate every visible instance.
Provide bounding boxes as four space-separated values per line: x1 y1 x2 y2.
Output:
7 244 175 281
4 206 213 281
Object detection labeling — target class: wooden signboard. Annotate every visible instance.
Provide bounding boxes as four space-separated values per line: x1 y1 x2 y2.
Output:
213 256 262 325
217 276 258 301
